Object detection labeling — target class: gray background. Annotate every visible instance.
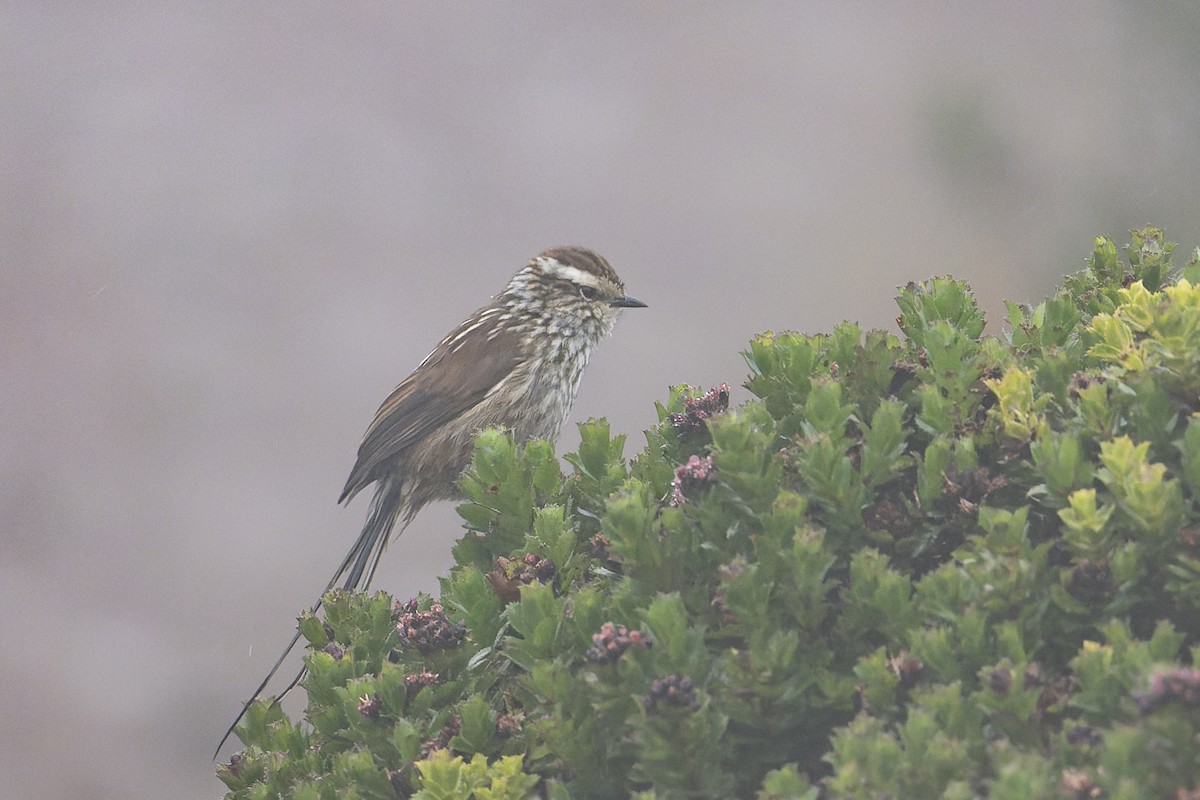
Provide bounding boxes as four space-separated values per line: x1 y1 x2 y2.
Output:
4 3 1199 798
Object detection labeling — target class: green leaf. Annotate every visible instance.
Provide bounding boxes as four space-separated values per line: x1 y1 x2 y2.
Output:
859 398 908 488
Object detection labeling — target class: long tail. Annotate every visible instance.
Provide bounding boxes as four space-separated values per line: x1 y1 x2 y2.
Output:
214 479 410 759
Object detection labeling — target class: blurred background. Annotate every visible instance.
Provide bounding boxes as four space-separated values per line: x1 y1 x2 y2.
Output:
3 2 1199 797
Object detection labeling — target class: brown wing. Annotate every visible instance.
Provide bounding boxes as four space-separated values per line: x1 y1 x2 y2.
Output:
339 309 525 502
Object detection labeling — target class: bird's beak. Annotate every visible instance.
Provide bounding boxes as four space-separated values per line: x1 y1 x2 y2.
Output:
611 295 648 308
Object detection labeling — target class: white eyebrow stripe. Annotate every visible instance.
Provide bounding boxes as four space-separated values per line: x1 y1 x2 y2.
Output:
540 260 602 288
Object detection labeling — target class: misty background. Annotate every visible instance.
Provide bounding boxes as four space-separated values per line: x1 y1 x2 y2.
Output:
3 3 1199 798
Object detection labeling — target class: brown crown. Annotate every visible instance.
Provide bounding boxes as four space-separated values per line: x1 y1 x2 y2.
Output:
536 246 622 285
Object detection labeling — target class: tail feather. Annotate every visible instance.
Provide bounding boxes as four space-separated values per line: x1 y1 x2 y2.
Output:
214 480 410 759
344 479 408 592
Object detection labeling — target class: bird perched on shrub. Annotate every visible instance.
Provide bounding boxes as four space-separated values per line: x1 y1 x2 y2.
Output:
217 246 645 755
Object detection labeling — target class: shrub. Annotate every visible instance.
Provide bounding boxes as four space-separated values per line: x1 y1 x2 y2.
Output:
220 227 1200 799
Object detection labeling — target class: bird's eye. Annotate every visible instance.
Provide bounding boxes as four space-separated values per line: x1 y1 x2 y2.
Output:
578 286 600 301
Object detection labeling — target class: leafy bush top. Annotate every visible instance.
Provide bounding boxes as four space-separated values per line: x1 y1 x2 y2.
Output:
220 227 1200 800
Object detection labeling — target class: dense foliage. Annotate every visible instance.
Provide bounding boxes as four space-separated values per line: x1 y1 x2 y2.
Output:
220 228 1200 799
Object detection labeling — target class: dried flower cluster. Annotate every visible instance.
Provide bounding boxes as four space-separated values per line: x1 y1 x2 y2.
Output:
485 553 557 603
1066 559 1117 604
641 674 700 712
1060 768 1101 799
393 598 466 653
671 454 715 506
668 384 730 440
1065 724 1102 747
420 715 461 758
495 713 521 738
404 669 439 698
1134 667 1200 713
589 532 612 561
357 692 382 718
586 622 650 664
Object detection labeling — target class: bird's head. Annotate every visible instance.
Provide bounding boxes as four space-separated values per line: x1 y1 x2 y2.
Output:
505 246 646 338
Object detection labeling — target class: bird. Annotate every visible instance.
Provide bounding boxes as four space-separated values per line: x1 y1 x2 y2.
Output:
216 246 646 756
